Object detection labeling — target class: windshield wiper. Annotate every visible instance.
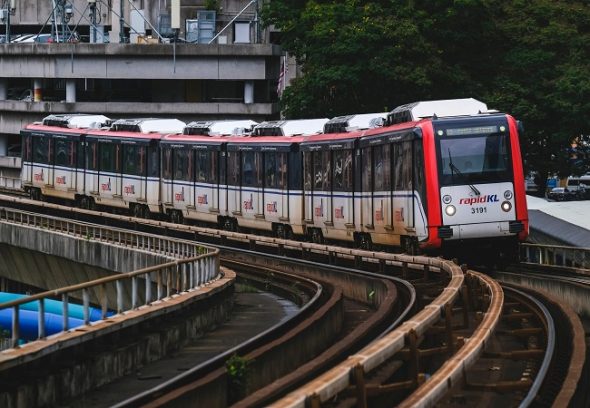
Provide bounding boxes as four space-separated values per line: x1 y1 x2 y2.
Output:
448 148 481 196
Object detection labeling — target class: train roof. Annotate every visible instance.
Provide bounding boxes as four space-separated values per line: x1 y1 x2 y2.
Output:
40 114 111 129
253 118 329 137
323 112 387 134
386 98 494 125
109 118 186 134
183 120 258 136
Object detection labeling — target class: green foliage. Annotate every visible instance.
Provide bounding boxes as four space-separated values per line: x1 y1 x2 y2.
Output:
262 0 590 179
226 354 251 402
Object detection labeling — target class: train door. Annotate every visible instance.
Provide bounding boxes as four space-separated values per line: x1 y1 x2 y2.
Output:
172 147 195 210
393 140 414 231
121 143 147 204
263 151 289 222
86 140 99 195
312 150 332 227
31 135 52 191
227 150 241 215
372 144 392 229
195 148 219 213
146 143 160 208
241 151 263 218
361 147 373 228
98 141 122 200
303 152 313 222
53 137 77 193
162 147 174 205
332 149 354 229
21 133 32 186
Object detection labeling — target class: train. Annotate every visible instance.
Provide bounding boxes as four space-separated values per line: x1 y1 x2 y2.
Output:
20 98 529 259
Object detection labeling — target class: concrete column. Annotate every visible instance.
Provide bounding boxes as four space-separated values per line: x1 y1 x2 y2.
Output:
66 80 76 103
0 136 7 156
244 81 254 104
34 79 43 102
0 79 6 100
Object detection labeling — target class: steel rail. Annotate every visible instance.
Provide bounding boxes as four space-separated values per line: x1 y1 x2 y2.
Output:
502 285 555 408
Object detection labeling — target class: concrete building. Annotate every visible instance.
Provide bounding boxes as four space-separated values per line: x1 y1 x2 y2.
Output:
0 0 289 156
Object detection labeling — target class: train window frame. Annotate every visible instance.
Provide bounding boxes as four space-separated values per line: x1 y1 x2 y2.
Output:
242 151 262 188
147 145 159 178
373 144 391 191
122 144 147 177
362 147 372 192
99 142 121 174
55 138 76 168
162 147 173 180
333 149 353 192
227 151 241 186
173 148 194 182
87 141 98 171
33 136 51 165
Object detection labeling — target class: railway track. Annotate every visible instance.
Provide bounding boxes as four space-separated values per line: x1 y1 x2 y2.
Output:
0 196 587 406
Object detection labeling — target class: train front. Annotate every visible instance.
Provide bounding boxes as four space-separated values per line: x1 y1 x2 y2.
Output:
431 114 528 260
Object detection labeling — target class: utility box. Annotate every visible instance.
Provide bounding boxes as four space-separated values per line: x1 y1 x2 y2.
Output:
186 19 199 43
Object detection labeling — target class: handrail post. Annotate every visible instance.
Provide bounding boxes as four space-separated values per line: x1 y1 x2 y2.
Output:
62 293 69 332
38 299 46 339
12 306 20 348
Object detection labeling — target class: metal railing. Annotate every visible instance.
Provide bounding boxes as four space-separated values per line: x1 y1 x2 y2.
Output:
0 208 220 349
520 243 590 269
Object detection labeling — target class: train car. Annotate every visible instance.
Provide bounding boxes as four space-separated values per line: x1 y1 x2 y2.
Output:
21 114 110 202
21 116 185 217
82 118 185 215
301 98 528 258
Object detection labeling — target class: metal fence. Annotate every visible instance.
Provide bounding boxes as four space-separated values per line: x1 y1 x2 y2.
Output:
0 208 220 349
520 243 590 269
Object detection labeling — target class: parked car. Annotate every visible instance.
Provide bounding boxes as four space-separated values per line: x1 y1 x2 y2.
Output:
547 187 574 201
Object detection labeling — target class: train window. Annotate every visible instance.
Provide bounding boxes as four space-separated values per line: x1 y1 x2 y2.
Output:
55 139 75 167
313 151 330 191
401 141 413 190
242 151 262 187
333 150 352 192
162 147 172 179
289 152 301 190
33 137 50 164
265 152 277 188
100 143 118 173
373 145 391 191
278 153 287 189
196 150 218 183
148 146 159 178
227 151 240 186
174 149 194 182
414 140 426 207
304 152 312 191
123 145 146 176
393 143 404 190
87 141 98 171
23 135 32 161
362 147 372 192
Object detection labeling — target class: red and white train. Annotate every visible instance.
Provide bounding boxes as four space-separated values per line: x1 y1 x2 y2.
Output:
21 98 529 258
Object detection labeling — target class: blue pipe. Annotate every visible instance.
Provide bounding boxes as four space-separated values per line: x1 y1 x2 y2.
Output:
0 308 85 341
0 292 112 321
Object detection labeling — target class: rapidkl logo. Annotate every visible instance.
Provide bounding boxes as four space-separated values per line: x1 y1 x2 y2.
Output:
124 185 135 195
55 176 66 185
198 194 208 205
101 178 112 192
266 201 278 213
314 200 324 217
334 206 344 219
244 194 254 210
175 187 185 202
459 195 499 205
34 169 44 182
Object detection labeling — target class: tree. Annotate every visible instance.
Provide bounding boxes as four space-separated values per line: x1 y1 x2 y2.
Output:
262 0 590 181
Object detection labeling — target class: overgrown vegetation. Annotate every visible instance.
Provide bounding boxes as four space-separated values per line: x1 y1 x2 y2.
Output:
262 0 590 181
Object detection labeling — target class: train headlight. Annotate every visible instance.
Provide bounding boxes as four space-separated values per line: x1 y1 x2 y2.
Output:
445 205 456 216
501 201 512 212
504 190 513 200
442 195 452 204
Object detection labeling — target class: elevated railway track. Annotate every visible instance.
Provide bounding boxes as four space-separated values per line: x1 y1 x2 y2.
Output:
0 194 587 407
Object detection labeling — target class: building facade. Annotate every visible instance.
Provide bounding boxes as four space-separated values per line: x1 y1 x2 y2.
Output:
0 0 288 155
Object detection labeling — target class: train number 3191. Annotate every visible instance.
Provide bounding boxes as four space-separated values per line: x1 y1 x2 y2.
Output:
471 207 487 214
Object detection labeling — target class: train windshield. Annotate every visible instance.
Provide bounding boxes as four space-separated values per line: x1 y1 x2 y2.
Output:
435 123 512 186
